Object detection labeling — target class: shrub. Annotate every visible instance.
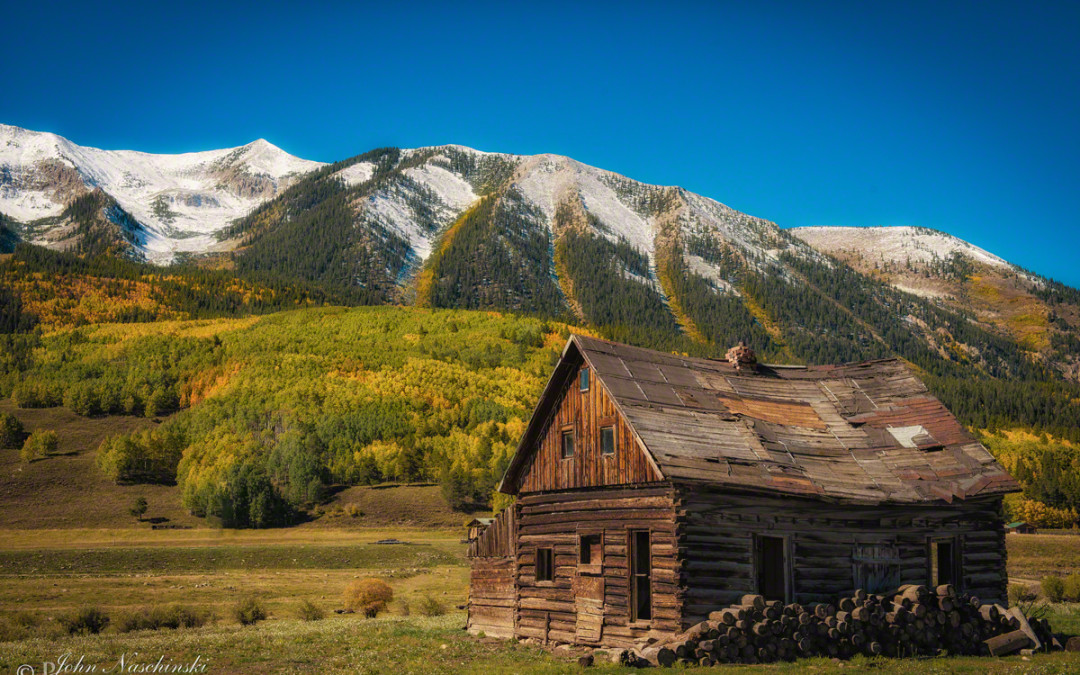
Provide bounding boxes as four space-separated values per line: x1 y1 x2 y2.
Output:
1064 573 1080 602
1042 575 1065 602
0 412 25 449
20 430 58 462
233 597 267 626
393 598 411 616
416 595 446 617
130 497 148 521
296 599 325 622
343 578 393 618
345 503 363 518
58 606 109 635
114 605 210 633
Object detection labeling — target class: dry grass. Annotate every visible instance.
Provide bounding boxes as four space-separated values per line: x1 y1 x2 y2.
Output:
1007 533 1080 581
0 401 197 529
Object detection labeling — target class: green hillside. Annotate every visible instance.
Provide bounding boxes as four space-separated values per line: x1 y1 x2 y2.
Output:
0 306 572 527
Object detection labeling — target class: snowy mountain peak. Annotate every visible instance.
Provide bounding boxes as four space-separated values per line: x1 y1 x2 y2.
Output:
0 124 324 263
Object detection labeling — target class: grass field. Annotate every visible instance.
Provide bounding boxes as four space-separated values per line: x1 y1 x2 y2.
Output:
1006 533 1080 581
2 402 1080 672
0 526 1078 673
2 614 1080 674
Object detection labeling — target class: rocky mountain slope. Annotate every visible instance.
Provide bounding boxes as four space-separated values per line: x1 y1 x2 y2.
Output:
0 124 322 262
3 125 1079 393
792 226 1080 379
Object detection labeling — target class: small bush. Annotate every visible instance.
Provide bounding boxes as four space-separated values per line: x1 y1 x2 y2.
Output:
20 430 58 462
1064 573 1080 602
114 604 210 633
59 606 110 635
393 598 411 616
129 497 149 521
0 412 25 449
343 578 393 618
1042 575 1065 602
345 503 363 518
416 595 446 617
296 599 324 622
233 597 267 626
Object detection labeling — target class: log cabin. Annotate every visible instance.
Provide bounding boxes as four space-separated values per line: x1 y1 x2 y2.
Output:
466 335 1019 648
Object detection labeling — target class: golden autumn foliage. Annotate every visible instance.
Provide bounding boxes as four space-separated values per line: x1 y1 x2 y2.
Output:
343 578 394 617
3 304 581 526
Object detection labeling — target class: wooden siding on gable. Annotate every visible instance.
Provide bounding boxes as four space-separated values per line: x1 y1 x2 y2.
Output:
519 362 662 493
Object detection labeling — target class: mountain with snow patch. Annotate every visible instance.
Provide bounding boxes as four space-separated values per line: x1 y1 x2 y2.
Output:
3 124 1079 381
0 124 323 262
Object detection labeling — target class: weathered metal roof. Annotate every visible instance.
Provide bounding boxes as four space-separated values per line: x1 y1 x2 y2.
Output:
501 335 1020 505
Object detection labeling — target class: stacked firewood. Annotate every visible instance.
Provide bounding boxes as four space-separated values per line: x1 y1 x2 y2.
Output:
640 585 1059 667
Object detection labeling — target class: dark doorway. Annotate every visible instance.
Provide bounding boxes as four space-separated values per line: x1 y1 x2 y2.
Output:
630 530 651 621
757 535 787 601
931 539 958 586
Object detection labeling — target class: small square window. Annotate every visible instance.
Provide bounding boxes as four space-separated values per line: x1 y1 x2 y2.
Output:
561 429 575 459
580 368 590 392
580 533 602 570
536 547 554 582
600 426 615 456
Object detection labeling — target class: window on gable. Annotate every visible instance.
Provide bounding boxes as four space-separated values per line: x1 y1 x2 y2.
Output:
561 429 575 459
536 547 554 582
600 426 615 456
580 367 590 392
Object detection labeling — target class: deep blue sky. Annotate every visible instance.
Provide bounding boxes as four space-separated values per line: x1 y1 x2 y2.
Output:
3 1 1078 285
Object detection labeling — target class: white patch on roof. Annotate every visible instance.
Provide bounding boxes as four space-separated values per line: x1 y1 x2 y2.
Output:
887 425 930 449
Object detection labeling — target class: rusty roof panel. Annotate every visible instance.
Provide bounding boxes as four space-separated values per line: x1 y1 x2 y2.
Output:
501 334 1021 504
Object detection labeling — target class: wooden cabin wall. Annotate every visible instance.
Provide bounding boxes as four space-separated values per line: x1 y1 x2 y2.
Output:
515 485 680 649
518 362 662 493
467 505 518 638
468 557 516 638
675 488 1007 625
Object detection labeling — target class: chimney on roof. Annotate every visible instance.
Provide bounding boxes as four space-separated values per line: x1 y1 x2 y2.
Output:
726 341 757 370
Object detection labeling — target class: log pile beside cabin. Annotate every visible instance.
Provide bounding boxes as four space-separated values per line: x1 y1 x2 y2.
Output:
640 586 1058 666
467 335 1023 657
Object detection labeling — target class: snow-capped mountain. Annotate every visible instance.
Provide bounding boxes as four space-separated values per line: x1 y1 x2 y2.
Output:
0 124 323 262
4 123 1078 381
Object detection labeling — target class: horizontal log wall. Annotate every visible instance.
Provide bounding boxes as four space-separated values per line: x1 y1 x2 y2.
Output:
515 485 680 649
675 487 1007 625
519 361 661 493
467 556 516 638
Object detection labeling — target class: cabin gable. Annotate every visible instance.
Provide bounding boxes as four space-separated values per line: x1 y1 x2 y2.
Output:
517 359 663 494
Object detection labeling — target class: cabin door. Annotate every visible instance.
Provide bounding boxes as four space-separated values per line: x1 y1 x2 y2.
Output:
573 575 604 644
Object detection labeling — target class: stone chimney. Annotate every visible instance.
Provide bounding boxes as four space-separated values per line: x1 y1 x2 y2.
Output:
725 341 757 370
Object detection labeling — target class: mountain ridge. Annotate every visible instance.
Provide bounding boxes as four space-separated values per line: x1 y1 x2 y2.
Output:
0 123 323 262
3 124 1079 387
